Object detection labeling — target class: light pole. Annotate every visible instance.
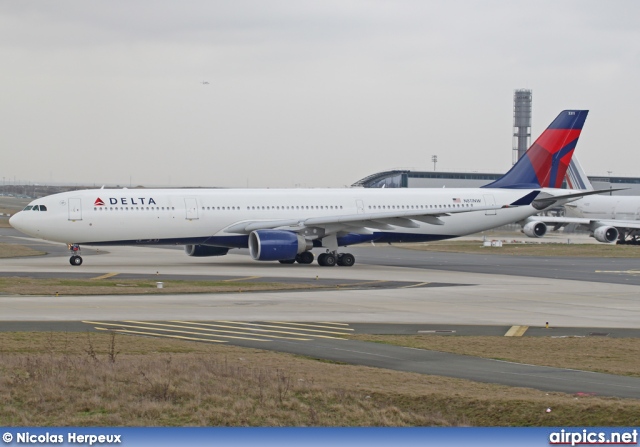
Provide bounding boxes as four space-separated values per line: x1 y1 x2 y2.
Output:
432 155 438 171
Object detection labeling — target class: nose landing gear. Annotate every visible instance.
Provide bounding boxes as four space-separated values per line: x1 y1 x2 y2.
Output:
68 244 83 266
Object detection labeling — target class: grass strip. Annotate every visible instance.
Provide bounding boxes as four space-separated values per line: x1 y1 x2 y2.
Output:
0 243 45 258
0 277 322 296
1 332 639 426
396 241 640 257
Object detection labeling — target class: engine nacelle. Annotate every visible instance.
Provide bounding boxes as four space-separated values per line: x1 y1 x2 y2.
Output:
593 226 619 243
248 230 312 261
522 220 547 238
184 245 229 257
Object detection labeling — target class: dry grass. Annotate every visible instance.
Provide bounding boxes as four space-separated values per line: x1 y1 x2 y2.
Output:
0 277 322 296
351 335 640 377
0 243 45 258
1 332 640 426
396 241 640 257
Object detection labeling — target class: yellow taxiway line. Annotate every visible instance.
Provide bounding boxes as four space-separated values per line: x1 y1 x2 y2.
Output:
400 282 431 289
504 325 529 337
90 273 119 280
222 276 261 282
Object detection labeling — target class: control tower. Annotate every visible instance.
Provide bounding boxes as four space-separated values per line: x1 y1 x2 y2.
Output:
513 89 532 164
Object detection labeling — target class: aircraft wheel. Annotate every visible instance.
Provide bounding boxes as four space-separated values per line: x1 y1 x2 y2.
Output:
279 259 296 264
337 253 355 267
318 253 336 267
296 251 314 264
70 255 83 266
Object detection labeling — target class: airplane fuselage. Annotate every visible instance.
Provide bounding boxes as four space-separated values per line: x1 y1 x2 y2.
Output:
567 195 640 221
11 187 541 247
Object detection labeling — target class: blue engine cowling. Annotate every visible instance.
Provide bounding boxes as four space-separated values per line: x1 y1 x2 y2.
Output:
185 245 229 257
249 230 312 261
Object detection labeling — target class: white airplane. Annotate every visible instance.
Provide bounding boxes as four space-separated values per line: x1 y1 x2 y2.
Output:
10 110 602 267
520 157 640 244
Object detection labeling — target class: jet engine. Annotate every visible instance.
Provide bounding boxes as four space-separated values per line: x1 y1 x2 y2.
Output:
522 220 547 238
593 226 618 243
248 230 312 261
184 245 229 257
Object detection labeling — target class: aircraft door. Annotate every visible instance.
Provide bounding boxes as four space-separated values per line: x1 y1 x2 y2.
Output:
356 200 364 214
185 198 199 220
68 198 82 221
483 194 496 215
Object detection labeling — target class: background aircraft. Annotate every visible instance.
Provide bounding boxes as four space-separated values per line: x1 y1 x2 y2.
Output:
520 157 640 244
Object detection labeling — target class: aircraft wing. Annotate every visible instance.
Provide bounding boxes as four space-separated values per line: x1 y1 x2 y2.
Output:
223 192 540 236
531 188 628 210
224 207 479 234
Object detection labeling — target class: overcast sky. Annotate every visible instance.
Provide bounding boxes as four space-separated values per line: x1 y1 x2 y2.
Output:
1 1 639 188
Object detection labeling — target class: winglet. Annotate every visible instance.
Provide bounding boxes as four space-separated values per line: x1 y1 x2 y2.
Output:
484 110 589 189
503 190 541 208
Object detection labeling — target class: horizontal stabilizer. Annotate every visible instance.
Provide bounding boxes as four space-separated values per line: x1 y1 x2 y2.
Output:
532 188 627 210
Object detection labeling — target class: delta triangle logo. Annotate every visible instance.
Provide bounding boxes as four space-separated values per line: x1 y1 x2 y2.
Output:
94 198 105 206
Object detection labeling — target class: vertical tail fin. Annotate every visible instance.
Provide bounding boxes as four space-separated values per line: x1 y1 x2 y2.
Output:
483 110 589 189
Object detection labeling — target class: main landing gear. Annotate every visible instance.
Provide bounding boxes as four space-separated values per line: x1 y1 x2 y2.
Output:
68 244 83 266
317 251 355 267
277 251 355 267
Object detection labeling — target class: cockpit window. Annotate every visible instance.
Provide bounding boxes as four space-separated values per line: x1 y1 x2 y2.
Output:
32 206 39 211
39 205 47 211
23 205 33 211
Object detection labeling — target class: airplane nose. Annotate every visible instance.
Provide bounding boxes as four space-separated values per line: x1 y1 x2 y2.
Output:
8 211 23 230
9 210 39 238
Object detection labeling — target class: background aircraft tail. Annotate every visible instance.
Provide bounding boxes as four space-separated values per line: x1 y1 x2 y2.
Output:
483 110 589 189
565 156 594 191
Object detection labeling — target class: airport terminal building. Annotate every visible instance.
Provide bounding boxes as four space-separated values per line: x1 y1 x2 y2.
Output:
352 169 640 196
352 90 640 195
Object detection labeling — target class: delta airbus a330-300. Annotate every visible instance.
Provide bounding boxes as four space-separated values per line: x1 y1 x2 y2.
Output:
11 110 602 267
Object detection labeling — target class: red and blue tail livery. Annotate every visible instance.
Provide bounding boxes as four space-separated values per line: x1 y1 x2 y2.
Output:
484 110 588 189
